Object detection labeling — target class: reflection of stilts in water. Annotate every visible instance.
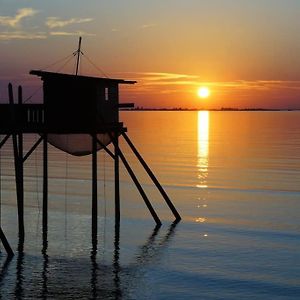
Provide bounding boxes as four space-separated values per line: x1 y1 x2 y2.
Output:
89 221 179 300
134 221 179 266
113 222 121 300
42 236 49 300
111 221 179 299
15 242 24 299
90 252 98 299
90 220 122 300
0 254 13 296
117 221 179 298
90 227 98 300
5 220 179 299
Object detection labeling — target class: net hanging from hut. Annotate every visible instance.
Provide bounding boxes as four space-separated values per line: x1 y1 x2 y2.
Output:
46 133 114 156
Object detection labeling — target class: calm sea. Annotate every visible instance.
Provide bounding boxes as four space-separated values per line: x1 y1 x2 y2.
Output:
0 111 299 299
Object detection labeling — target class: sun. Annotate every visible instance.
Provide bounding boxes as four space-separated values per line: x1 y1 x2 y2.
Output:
197 87 210 99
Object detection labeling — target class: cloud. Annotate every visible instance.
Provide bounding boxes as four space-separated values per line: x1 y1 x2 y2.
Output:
0 9 95 41
0 8 38 28
141 24 157 29
133 72 300 89
0 31 47 40
46 17 93 29
49 31 95 37
113 72 300 96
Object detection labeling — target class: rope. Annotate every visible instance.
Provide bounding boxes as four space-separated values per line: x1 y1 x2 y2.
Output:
56 55 76 73
40 53 75 71
35 138 41 213
23 86 43 104
23 46 109 104
81 54 110 78
80 57 83 75
0 135 2 227
24 53 76 104
73 55 78 75
103 149 107 219
64 137 69 240
34 138 41 245
102 149 107 259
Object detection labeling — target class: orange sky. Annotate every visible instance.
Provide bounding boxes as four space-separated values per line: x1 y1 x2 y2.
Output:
1 1 300 109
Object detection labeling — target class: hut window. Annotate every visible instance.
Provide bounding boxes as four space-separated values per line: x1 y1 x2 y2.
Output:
105 87 109 101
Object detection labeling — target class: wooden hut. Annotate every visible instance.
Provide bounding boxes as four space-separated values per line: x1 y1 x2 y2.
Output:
30 70 136 131
28 70 136 155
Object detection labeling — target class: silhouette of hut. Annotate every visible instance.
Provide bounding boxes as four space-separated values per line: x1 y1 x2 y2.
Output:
29 70 136 155
0 41 180 257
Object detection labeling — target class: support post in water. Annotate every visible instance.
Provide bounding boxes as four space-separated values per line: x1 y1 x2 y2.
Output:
18 86 25 239
9 83 25 242
112 138 162 226
0 227 14 257
122 132 181 221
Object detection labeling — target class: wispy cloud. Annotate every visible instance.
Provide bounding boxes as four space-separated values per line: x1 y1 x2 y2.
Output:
0 9 94 41
50 31 95 37
115 72 300 95
141 23 157 29
46 17 93 29
0 8 38 28
0 31 46 40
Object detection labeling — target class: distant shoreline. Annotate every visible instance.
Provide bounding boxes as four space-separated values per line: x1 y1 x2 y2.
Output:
121 108 300 112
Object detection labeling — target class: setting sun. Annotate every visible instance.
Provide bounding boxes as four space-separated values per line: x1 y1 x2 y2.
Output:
197 87 210 99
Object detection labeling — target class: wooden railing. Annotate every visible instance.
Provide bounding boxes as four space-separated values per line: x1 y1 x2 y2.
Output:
0 103 126 134
0 104 44 132
25 104 44 124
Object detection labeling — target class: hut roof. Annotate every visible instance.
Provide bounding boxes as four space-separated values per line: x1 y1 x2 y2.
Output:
30 70 137 85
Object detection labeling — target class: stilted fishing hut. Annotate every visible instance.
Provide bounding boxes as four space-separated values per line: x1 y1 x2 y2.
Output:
0 39 181 257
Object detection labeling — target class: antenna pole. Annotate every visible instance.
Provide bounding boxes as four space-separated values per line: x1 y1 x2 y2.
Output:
75 36 82 75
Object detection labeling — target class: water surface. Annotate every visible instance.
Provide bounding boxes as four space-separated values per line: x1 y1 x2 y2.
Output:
0 111 300 299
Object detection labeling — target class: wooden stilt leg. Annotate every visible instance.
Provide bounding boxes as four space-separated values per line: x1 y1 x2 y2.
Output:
0 227 14 257
9 84 24 242
122 132 181 221
112 139 161 226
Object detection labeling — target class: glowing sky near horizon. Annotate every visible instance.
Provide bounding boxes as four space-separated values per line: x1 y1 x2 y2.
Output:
0 0 300 109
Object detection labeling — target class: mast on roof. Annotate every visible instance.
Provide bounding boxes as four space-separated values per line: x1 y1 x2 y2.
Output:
75 36 82 76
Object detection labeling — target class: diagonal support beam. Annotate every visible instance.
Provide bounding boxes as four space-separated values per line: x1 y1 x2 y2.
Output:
0 135 11 150
95 137 115 159
0 227 14 257
22 136 44 162
112 138 162 226
121 132 181 221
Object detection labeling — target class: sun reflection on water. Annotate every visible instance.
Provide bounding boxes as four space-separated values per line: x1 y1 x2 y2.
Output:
195 217 206 223
197 111 210 189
